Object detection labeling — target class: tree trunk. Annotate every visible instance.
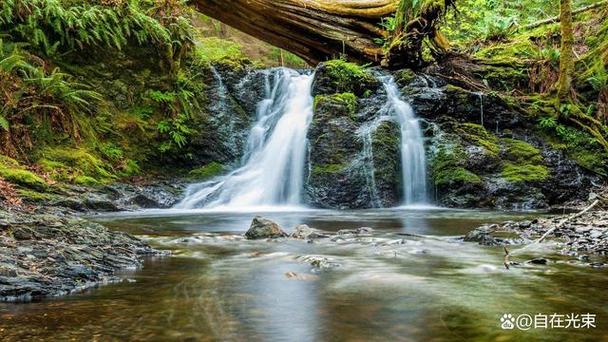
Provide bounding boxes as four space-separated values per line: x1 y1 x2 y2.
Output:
558 0 575 99
193 0 453 68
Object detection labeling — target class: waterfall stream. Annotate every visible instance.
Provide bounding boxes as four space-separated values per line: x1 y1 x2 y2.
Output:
175 68 314 209
381 77 428 205
177 70 428 209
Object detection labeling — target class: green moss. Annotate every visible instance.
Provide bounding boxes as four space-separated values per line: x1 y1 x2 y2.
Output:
119 159 141 177
38 147 116 184
0 167 47 190
194 37 248 64
394 69 416 85
17 189 54 202
502 163 549 182
188 162 225 181
435 167 482 186
312 163 347 175
0 155 20 168
323 59 375 94
501 138 542 163
430 145 482 186
372 122 400 148
457 123 500 155
314 93 358 119
74 175 101 186
475 38 541 62
0 156 47 190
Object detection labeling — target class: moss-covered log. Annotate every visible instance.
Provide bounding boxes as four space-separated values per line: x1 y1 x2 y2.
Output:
193 0 454 68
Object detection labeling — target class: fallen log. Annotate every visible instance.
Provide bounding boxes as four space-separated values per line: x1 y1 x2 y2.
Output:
193 0 455 68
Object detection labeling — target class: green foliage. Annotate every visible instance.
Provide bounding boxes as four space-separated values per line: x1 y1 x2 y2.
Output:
268 47 307 68
538 115 597 147
194 37 245 64
502 163 549 182
583 58 608 91
323 59 375 94
188 162 225 180
444 0 598 44
538 115 608 175
0 0 193 59
0 38 103 151
99 143 124 162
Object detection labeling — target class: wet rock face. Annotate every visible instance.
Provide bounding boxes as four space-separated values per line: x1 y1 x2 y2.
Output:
0 209 160 302
41 181 185 213
245 216 288 239
182 60 601 210
395 72 601 210
305 64 402 209
186 62 262 166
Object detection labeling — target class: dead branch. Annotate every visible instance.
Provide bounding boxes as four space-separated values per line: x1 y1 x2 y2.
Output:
524 0 608 30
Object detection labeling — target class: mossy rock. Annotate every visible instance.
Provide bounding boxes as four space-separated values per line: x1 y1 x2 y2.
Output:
0 167 47 191
430 145 482 186
17 189 55 202
0 156 47 191
311 163 347 176
502 163 549 183
314 93 358 119
74 175 102 186
315 60 379 97
501 138 542 163
435 167 483 186
394 69 417 86
456 123 500 155
39 147 116 184
188 162 225 181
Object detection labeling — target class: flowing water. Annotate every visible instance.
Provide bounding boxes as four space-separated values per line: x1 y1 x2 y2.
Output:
3 71 604 341
382 77 428 205
176 69 314 209
2 208 607 341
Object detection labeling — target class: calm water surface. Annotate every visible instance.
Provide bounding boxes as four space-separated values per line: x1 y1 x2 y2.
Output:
1 208 607 341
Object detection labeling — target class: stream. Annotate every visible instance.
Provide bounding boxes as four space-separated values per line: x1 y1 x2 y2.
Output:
1 208 607 341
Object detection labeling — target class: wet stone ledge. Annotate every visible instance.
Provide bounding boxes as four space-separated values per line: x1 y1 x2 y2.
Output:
0 208 162 302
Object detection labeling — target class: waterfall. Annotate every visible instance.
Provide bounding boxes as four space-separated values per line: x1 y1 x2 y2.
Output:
175 68 314 209
358 118 385 208
381 77 428 205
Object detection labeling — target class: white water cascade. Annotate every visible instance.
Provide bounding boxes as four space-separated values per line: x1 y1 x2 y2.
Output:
175 68 314 209
382 77 428 205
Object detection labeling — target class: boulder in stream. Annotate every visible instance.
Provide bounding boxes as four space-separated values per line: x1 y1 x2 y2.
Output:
245 216 287 239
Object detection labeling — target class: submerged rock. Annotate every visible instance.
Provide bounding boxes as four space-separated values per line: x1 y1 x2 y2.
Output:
290 224 329 240
297 255 341 269
245 216 287 239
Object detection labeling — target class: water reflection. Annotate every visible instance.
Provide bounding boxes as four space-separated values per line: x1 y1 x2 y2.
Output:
1 209 606 341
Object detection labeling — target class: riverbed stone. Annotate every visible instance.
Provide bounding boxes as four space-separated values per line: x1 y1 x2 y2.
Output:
291 224 329 240
245 216 287 239
0 208 160 302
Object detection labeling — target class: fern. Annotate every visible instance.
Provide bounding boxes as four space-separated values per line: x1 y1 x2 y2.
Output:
0 0 193 57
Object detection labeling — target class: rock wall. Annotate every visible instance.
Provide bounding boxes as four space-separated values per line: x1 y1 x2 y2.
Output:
195 60 604 210
303 62 603 210
305 62 403 209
